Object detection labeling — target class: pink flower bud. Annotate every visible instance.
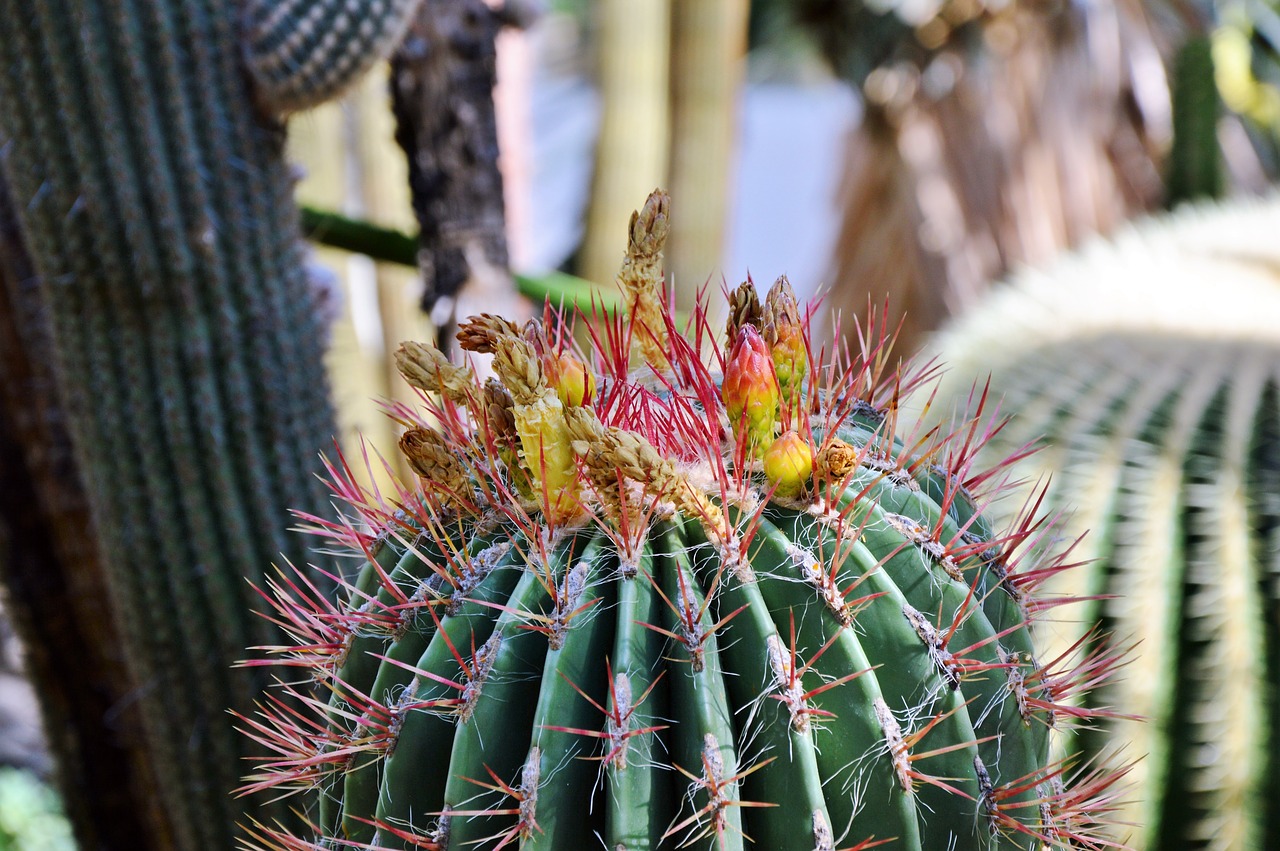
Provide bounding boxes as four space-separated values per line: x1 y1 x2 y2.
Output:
723 325 779 455
763 430 813 498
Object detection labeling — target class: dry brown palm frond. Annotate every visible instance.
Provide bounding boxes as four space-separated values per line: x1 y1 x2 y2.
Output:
817 0 1173 356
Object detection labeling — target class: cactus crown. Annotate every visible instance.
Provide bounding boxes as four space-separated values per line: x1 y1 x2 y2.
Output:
240 191 1127 850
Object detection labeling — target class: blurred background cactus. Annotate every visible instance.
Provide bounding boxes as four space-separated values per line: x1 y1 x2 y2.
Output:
922 195 1280 850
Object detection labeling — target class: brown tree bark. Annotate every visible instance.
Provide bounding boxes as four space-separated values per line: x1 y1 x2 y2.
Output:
0 174 170 851
391 0 522 345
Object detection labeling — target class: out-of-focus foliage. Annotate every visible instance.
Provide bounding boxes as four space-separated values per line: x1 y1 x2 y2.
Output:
782 0 992 86
0 770 73 851
1214 0 1280 168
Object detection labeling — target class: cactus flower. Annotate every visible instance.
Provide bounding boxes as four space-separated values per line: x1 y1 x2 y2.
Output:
763 430 813 497
722 325 779 455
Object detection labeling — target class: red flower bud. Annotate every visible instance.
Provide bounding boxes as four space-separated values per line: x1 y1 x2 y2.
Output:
723 325 779 455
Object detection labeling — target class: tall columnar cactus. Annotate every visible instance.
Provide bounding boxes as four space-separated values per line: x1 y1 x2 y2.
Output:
241 0 423 112
0 2 422 848
243 191 1125 851
923 195 1280 850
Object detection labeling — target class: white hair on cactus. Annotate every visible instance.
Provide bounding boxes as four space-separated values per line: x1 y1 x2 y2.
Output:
926 194 1280 384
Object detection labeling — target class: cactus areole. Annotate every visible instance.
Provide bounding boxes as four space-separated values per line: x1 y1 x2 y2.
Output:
242 192 1125 851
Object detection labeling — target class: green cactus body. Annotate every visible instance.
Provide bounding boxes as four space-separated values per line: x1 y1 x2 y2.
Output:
924 196 1280 851
242 0 424 112
1166 35 1225 206
245 193 1120 851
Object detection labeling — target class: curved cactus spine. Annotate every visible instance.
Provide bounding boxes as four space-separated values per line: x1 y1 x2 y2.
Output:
924 196 1280 850
241 0 423 112
244 192 1125 850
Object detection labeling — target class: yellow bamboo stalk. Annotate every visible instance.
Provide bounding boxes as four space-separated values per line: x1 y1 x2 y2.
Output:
666 0 750 315
579 0 671 289
352 67 433 484
289 73 421 493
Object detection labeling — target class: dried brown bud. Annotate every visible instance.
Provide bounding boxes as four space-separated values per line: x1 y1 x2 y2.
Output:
563 406 724 536
395 341 476 406
815 439 859 481
627 189 670 261
399 427 470 501
456 314 520 354
726 278 763 344
617 190 671 370
457 314 545 404
482 379 517 440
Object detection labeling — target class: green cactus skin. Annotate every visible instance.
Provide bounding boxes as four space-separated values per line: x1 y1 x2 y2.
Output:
924 196 1280 851
241 0 423 113
1166 36 1225 207
243 193 1123 851
0 1 391 847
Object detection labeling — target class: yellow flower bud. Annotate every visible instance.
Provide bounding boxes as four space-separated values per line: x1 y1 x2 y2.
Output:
550 353 596 408
763 430 813 498
764 275 807 409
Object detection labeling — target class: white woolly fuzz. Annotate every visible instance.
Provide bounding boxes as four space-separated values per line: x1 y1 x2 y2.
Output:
926 194 1280 383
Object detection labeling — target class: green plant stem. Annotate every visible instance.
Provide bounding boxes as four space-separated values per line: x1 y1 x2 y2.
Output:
300 205 622 315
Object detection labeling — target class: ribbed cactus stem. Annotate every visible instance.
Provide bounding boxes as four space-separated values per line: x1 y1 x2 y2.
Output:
244 191 1125 851
0 2 340 847
241 0 424 112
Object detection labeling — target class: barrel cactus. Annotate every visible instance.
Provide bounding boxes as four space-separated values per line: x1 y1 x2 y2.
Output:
923 195 1280 850
241 191 1124 850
